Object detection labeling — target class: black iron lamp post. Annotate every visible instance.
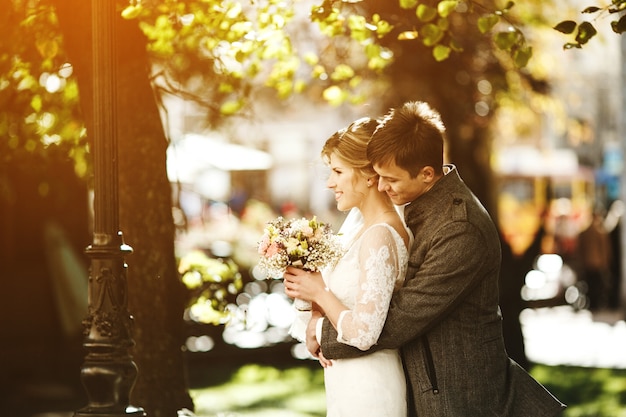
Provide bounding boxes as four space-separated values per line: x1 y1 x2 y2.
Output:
73 0 146 415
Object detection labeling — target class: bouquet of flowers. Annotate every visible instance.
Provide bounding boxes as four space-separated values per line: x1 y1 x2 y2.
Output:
257 216 344 311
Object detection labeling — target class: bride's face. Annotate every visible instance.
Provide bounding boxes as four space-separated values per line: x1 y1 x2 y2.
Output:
326 153 367 212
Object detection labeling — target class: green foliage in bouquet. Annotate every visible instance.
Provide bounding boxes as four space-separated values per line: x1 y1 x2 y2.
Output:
179 250 244 325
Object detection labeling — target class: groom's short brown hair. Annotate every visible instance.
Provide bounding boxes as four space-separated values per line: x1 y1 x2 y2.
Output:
367 101 446 178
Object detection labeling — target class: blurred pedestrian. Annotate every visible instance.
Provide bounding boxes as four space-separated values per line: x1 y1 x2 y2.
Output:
577 209 612 311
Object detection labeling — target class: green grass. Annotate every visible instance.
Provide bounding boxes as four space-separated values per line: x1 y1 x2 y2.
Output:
190 364 326 417
531 365 626 417
189 363 626 417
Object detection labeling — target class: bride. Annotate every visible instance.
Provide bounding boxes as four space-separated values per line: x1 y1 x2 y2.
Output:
283 117 411 417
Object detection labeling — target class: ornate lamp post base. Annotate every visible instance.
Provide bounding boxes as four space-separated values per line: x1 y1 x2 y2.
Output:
74 238 146 417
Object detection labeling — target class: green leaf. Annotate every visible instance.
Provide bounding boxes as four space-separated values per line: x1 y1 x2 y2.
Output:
273 80 294 99
35 39 59 60
330 64 355 81
438 0 458 18
31 95 42 112
449 38 463 52
416 4 438 22
220 100 244 115
553 20 577 34
437 16 450 31
294 79 306 93
432 44 451 61
372 14 394 37
303 52 319 66
582 6 601 13
399 0 418 9
365 44 394 71
494 31 517 50
513 45 532 68
398 30 419 40
121 4 142 20
611 15 626 33
322 85 346 106
347 14 370 42
311 64 327 79
477 14 499 34
310 4 333 21
218 83 235 93
575 21 598 45
420 23 444 46
368 54 391 71
348 75 363 88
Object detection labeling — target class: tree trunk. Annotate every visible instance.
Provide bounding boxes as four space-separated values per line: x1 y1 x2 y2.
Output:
52 0 194 415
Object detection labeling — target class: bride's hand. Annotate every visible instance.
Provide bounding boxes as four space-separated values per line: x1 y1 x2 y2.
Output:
283 266 326 302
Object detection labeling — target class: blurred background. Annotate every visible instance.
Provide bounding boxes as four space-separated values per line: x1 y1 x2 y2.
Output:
1 0 626 416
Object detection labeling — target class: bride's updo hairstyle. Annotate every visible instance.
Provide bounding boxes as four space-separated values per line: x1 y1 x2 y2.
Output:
321 117 380 180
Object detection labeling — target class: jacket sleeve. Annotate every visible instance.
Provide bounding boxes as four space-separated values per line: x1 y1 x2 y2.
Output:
321 220 495 359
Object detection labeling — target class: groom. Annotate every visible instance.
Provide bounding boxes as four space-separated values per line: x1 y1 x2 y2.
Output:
305 101 566 416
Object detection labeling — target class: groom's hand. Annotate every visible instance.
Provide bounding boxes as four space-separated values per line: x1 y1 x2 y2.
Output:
307 310 332 367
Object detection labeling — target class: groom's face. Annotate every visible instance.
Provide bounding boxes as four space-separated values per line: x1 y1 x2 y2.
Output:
374 159 431 205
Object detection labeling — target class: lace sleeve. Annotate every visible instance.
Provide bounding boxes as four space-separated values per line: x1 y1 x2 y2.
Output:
336 224 401 350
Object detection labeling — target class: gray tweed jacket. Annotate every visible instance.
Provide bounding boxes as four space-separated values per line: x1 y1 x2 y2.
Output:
320 165 566 416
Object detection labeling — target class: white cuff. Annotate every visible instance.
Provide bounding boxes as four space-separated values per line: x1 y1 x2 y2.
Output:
316 316 324 343
336 310 349 342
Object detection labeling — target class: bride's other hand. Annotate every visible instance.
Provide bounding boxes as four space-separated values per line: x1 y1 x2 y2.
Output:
283 266 326 302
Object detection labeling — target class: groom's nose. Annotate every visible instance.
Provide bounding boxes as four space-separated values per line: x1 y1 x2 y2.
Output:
377 177 387 192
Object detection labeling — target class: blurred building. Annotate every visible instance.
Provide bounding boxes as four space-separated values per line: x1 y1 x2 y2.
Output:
489 1 625 312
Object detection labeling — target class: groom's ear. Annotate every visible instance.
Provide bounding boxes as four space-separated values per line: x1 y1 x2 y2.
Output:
421 166 436 182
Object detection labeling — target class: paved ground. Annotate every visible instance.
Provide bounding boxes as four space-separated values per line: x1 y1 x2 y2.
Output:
522 306 626 369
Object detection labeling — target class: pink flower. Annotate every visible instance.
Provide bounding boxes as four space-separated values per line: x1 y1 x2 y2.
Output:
265 242 281 257
258 235 270 254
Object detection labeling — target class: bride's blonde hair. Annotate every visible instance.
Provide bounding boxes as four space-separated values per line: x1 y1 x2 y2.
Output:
321 117 379 179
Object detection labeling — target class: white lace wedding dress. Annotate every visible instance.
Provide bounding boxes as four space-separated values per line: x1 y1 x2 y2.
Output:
323 208 409 417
